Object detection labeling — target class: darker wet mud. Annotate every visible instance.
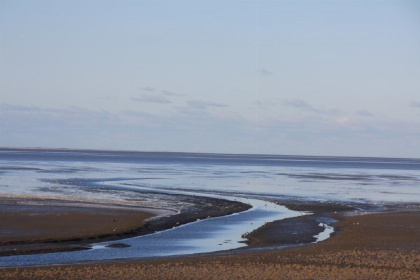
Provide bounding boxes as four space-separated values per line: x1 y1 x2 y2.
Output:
0 193 250 257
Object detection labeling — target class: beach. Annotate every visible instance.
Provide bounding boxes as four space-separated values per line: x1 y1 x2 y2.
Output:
1 149 419 279
0 198 157 256
0 194 250 257
1 198 419 279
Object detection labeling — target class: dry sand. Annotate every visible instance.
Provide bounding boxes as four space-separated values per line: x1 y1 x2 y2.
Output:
1 202 419 279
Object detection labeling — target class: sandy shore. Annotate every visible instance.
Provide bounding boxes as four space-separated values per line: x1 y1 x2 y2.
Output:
0 202 158 256
0 194 250 256
1 199 419 279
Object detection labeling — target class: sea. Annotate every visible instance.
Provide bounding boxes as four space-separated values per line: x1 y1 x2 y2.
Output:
1 148 419 203
0 148 419 266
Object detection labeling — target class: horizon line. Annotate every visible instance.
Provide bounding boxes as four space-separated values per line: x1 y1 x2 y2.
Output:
0 146 418 161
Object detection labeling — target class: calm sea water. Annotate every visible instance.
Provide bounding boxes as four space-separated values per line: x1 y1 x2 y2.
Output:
1 148 420 204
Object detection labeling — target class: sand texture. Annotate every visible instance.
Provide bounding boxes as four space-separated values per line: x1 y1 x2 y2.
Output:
1 208 419 279
0 194 249 256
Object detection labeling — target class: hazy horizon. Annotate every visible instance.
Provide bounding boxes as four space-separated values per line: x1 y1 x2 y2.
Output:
2 146 420 160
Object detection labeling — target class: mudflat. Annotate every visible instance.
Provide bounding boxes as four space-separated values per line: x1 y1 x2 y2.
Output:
0 194 250 256
0 202 158 256
1 203 419 279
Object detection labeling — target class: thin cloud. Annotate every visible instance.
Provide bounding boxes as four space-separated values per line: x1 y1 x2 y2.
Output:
161 90 185 97
283 98 344 116
334 117 350 124
140 87 185 97
0 103 118 127
187 100 227 110
132 88 186 105
141 86 155 92
257 69 273 76
1 103 155 126
0 103 45 113
131 94 171 104
283 98 316 111
410 101 420 108
355 110 374 117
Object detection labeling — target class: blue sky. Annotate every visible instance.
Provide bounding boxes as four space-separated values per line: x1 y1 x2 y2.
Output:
1 0 420 157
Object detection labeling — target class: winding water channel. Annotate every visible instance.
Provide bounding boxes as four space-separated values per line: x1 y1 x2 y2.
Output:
1 150 418 267
1 181 316 267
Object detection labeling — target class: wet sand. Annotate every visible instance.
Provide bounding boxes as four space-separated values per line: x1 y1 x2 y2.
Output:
0 203 158 256
1 200 419 279
0 194 250 256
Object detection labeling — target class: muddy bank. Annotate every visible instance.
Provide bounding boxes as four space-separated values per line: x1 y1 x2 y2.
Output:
243 198 367 248
0 193 251 256
2 209 419 280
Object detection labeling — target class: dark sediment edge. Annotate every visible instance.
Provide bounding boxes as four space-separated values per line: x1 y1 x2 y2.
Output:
2 209 419 280
243 197 418 250
3 191 416 259
0 194 251 256
122 194 252 239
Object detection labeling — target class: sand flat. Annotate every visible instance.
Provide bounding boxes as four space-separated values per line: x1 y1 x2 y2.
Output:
0 202 159 256
1 206 419 279
1 204 157 243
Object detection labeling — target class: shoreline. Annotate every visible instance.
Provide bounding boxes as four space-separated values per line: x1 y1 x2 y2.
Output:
1 148 419 278
1 194 408 257
1 194 419 279
1 207 419 279
0 193 251 257
0 195 356 258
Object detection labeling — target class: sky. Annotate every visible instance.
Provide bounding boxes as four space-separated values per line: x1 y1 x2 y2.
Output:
1 0 420 158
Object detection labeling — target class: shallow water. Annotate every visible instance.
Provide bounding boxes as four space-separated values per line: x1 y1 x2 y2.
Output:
1 149 419 204
0 189 302 267
0 149 419 266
